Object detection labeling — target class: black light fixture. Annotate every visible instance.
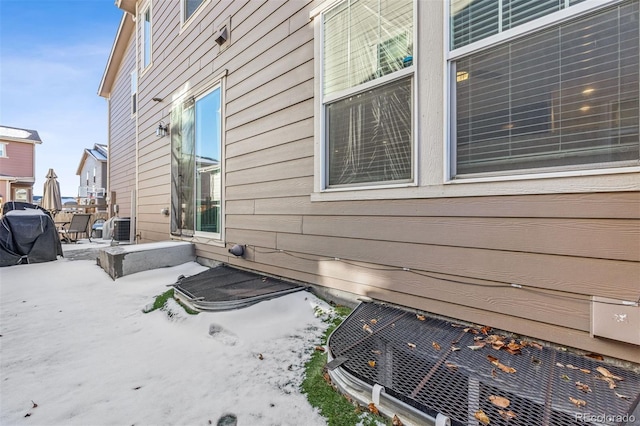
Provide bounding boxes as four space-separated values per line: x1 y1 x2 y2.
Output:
156 121 168 137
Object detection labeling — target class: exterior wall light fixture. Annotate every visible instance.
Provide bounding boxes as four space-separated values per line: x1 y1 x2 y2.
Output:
156 121 169 137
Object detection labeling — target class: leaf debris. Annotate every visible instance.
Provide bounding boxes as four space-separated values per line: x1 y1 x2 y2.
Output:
474 409 490 424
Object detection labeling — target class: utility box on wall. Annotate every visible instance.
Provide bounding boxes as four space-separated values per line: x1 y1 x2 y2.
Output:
591 296 640 346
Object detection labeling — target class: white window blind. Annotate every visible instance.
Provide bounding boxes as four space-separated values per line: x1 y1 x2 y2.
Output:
451 0 587 50
454 1 639 175
324 0 413 96
322 0 414 187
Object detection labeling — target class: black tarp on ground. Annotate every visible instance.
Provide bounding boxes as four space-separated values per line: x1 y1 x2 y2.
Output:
0 209 63 266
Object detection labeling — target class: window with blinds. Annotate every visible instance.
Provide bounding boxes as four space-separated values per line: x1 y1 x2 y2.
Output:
322 0 414 187
451 0 639 176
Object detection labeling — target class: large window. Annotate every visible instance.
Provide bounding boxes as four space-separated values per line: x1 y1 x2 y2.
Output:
171 85 222 237
450 0 639 176
142 6 152 69
183 0 205 23
321 0 415 188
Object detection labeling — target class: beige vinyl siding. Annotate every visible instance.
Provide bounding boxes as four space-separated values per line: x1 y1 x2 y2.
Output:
128 0 639 361
108 34 137 217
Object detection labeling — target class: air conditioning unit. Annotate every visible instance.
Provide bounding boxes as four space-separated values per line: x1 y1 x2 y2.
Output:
113 217 131 242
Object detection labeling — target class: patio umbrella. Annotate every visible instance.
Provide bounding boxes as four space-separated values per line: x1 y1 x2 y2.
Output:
41 168 62 215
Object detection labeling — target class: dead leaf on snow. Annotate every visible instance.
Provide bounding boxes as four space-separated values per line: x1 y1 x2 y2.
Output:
489 395 510 408
407 342 416 349
474 409 490 424
24 413 31 418
363 324 373 334
392 414 404 426
615 392 631 400
432 341 441 351
368 360 376 368
258 353 264 360
31 401 38 409
575 381 592 393
596 366 623 381
569 397 587 408
498 410 517 421
368 402 380 415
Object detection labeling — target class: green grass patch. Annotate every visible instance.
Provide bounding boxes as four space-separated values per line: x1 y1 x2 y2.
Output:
302 305 390 426
144 288 199 315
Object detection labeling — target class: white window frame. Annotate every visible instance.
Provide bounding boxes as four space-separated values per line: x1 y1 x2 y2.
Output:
445 0 638 181
181 0 209 28
130 70 137 117
141 3 152 71
0 143 7 158
313 0 419 193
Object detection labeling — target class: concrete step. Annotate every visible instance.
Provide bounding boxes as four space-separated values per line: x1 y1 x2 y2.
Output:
98 241 195 280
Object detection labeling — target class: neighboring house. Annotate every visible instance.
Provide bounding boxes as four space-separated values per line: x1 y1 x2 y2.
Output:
0 125 42 208
76 143 108 209
99 0 639 362
98 11 137 218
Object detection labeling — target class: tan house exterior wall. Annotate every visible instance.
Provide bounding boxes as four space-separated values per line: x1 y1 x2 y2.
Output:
102 16 137 218
102 0 640 362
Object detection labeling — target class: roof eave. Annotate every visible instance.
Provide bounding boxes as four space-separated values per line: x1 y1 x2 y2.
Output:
98 11 135 98
115 0 136 15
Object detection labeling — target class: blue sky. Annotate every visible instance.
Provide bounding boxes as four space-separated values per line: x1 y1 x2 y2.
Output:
0 0 123 197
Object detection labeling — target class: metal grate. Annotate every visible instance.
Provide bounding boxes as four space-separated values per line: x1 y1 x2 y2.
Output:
173 265 305 311
328 302 640 426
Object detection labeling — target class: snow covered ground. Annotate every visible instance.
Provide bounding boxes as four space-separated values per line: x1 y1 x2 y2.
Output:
0 245 333 425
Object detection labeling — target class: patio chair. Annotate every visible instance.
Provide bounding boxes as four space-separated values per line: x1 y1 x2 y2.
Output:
58 213 92 243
